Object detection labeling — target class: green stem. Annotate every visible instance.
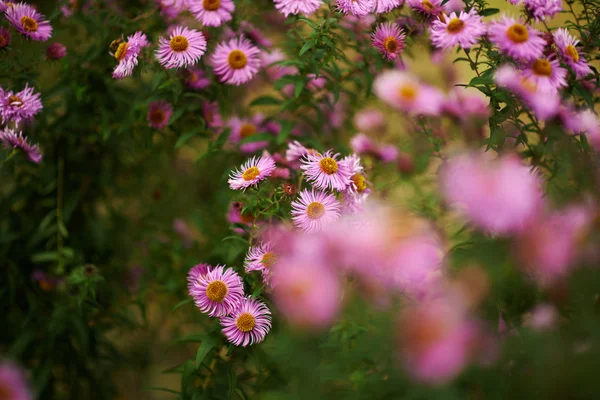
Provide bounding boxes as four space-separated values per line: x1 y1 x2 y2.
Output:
56 154 65 275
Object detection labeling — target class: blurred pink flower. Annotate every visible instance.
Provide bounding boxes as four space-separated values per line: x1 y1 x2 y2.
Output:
524 304 558 330
374 70 444 116
353 109 386 133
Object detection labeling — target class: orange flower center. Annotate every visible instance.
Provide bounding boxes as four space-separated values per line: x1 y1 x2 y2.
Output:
114 42 129 61
383 37 398 53
150 109 166 125
565 45 579 62
422 0 434 12
8 95 23 107
20 16 38 32
506 24 529 44
242 166 260 181
240 123 257 138
532 59 552 77
203 0 221 11
306 202 325 219
319 157 338 174
351 174 367 193
228 50 247 70
446 18 465 34
0 34 7 48
236 312 256 332
0 383 14 399
205 280 228 302
170 35 189 52
261 252 276 267
398 83 418 101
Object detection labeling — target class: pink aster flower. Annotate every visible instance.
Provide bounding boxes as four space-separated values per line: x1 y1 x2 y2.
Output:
60 0 78 17
228 114 270 153
189 0 234 27
273 0 323 16
261 49 297 80
523 0 561 21
6 3 52 41
553 28 592 78
228 156 276 190
443 87 490 121
441 152 543 235
372 22 406 61
156 26 206 69
221 296 271 347
46 42 67 60
343 153 369 195
430 10 486 49
565 109 600 150
0 26 11 49
184 67 211 90
337 0 375 17
488 16 545 60
0 128 42 164
189 265 245 317
187 263 213 291
285 140 319 169
524 304 558 331
0 84 42 124
407 0 443 16
147 101 173 129
522 57 567 92
300 150 352 191
157 0 187 19
374 70 445 116
111 31 149 79
203 101 223 129
211 36 261 86
373 0 402 13
291 189 341 233
245 241 277 284
354 109 386 132
0 362 32 400
227 201 255 232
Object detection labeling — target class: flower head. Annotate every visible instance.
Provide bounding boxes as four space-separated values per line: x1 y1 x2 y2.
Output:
187 263 213 290
203 101 223 128
374 70 444 116
523 0 561 21
430 10 486 49
0 362 32 400
228 156 276 190
189 0 234 27
336 0 375 17
156 26 206 69
0 83 42 124
0 26 11 49
46 42 67 60
6 3 52 41
211 36 261 86
184 67 211 90
372 22 406 61
488 16 545 60
0 128 42 164
407 0 443 16
301 150 352 191
373 0 402 14
273 0 323 16
228 114 270 154
353 109 386 132
522 57 567 93
220 296 271 346
245 241 276 284
157 0 187 19
291 189 341 233
553 28 592 78
189 265 245 317
147 101 173 129
111 31 149 79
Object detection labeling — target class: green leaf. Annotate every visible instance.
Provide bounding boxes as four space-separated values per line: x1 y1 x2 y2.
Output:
31 251 59 263
480 8 500 16
299 40 316 56
150 387 181 396
294 79 304 98
250 96 281 107
276 120 295 145
195 338 216 369
172 298 192 311
239 132 273 144
175 131 198 149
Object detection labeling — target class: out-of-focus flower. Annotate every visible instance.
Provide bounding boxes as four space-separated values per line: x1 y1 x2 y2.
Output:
173 218 195 248
156 26 206 69
46 42 67 60
350 133 398 162
147 101 173 129
261 49 296 80
203 101 223 129
523 0 562 21
183 67 211 90
353 109 386 133
273 0 323 16
291 189 341 233
371 22 406 61
211 36 261 86
407 0 443 16
0 84 42 124
228 156 276 190
189 0 234 27
442 0 465 12
245 241 276 285
126 265 145 294
337 0 375 17
32 270 63 292
374 70 445 116
6 3 53 41
189 265 244 317
111 31 149 79
221 296 271 346
157 0 187 19
373 0 402 13
522 57 567 93
430 10 486 49
443 87 490 121
553 28 592 78
0 128 42 164
488 16 545 61
285 140 314 169
440 152 543 235
227 201 255 231
300 150 352 191
524 304 558 330
0 362 32 400
228 114 272 153
0 26 11 49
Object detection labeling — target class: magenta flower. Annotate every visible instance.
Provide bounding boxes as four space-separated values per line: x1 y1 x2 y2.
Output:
443 87 490 121
6 3 52 41
373 0 402 13
353 109 386 132
187 263 213 291
261 49 297 80
374 70 444 116
291 189 341 233
203 101 223 128
523 0 561 21
245 241 276 284
46 42 67 60
301 150 352 191
553 28 592 78
522 57 567 93
524 304 558 331
147 101 173 129
211 36 261 86
156 26 206 69
372 22 406 61
342 153 369 195
228 155 276 190
220 296 271 347
228 114 270 154
0 84 42 124
157 0 187 19
0 128 42 164
273 0 323 16
189 0 234 27
407 0 443 16
111 31 149 79
184 67 211 90
488 16 545 60
189 265 244 317
337 0 375 17
0 362 32 400
430 10 486 49
0 26 10 49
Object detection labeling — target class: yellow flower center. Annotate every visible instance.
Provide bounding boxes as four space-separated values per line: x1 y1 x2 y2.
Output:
261 251 276 267
565 45 579 62
520 77 537 93
319 157 338 174
8 95 23 107
20 16 38 32
6 2 14 9
236 312 256 332
383 37 398 53
422 0 434 12
306 202 325 219
150 109 166 125
0 383 14 399
170 35 189 52
351 173 367 193
506 24 529 44
205 280 228 302
532 59 552 77
0 34 7 48
228 50 247 70
398 83 418 101
240 123 257 138
242 166 260 181
114 42 129 61
446 18 465 34
203 0 221 11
